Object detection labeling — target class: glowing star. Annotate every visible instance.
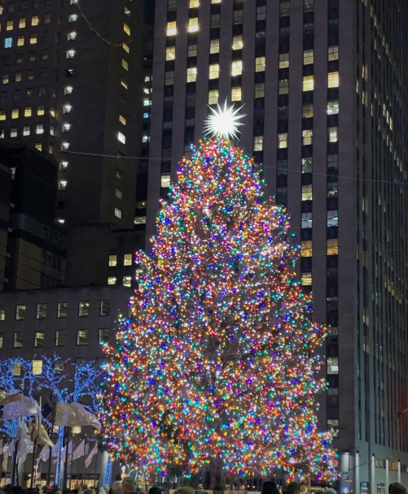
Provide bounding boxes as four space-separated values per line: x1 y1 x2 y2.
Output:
204 100 246 140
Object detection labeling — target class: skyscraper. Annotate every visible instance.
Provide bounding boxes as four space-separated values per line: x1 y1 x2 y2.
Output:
0 0 148 287
147 0 408 490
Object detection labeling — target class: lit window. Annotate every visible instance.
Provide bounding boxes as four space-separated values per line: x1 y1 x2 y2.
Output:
124 254 132 266
189 0 199 6
118 132 126 144
187 67 197 82
107 277 117 285
109 255 117 267
301 212 312 229
257 5 266 20
11 108 19 119
16 304 26 320
36 304 47 320
30 33 37 44
121 78 128 89
328 46 339 61
232 61 243 77
0 333 3 348
255 83 265 98
328 127 338 143
32 360 42 375
278 133 288 149
167 21 177 36
327 210 338 227
14 332 24 347
34 332 45 347
35 143 42 151
44 14 51 24
24 107 32 117
10 128 17 138
57 302 68 318
303 50 314 65
122 59 129 71
62 123 71 132
60 161 69 170
254 136 263 152
231 87 242 102
327 239 339 256
208 89 219 105
301 273 312 286
123 276 132 287
69 14 78 22
303 104 313 118
161 174 171 188
210 39 219 54
67 31 77 40
23 126 30 136
36 124 44 134
188 44 198 57
55 330 66 346
31 15 39 26
76 330 88 346
302 129 313 146
327 100 339 115
279 53 289 68
100 300 111 316
78 301 89 317
188 18 199 33
301 184 313 201
99 328 109 344
278 79 289 95
123 23 131 35
66 49 75 59
65 86 73 95
6 20 13 31
0 306 5 321
328 72 339 88
116 169 123 180
63 104 72 113
328 419 339 438
5 37 13 48
118 115 126 126
211 0 221 3
232 35 243 50
2 74 9 85
0 111 7 122
115 188 122 200
327 357 339 374
58 180 67 190
37 105 45 115
165 71 174 85
303 75 314 91
19 18 26 28
134 216 146 225
166 46 176 61
12 362 22 376
255 56 266 72
301 241 312 257
209 64 220 79
114 207 122 219
142 135 150 143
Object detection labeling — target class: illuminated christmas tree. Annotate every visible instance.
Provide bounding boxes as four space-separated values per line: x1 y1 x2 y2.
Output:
100 106 338 482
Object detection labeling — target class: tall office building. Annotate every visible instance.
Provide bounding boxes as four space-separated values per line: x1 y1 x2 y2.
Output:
148 0 408 490
0 0 148 287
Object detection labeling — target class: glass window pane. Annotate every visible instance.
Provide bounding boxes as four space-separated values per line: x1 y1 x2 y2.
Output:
76 329 88 346
36 303 46 319
16 305 26 320
34 332 45 347
100 300 111 316
99 328 109 344
78 301 89 317
57 302 68 318
55 330 66 347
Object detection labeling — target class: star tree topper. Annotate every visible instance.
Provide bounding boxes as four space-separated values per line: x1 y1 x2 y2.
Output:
204 100 246 140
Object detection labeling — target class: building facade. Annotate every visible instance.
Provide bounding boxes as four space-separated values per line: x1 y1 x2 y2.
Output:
147 0 408 491
0 144 66 290
0 284 130 361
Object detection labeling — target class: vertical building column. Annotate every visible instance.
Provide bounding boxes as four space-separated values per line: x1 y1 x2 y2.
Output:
370 454 376 494
385 459 389 493
356 451 360 494
340 452 350 494
398 460 401 483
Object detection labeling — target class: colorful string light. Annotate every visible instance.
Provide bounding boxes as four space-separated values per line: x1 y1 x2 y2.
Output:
99 137 338 481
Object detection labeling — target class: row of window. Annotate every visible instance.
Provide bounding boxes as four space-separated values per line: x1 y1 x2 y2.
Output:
0 328 110 349
108 254 133 267
0 299 112 321
0 0 58 13
108 276 132 287
301 239 339 257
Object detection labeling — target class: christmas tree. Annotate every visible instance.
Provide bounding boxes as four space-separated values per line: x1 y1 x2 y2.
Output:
100 106 338 482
